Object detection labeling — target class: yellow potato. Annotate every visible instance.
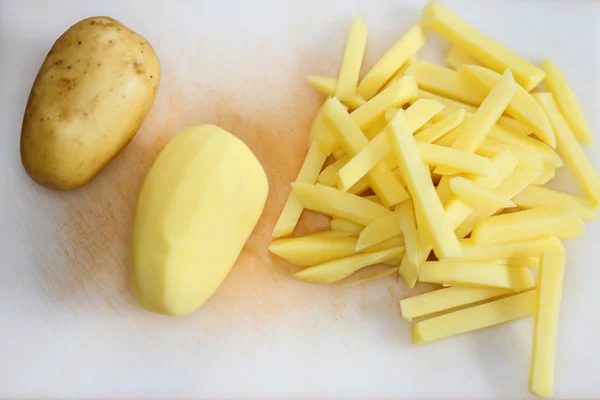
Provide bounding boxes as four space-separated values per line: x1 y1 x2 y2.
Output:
21 17 160 190
269 235 359 266
130 125 268 316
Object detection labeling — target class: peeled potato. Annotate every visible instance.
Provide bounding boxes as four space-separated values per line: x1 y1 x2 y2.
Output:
130 125 268 316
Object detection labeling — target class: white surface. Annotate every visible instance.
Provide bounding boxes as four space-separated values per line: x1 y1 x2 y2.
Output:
1 0 600 398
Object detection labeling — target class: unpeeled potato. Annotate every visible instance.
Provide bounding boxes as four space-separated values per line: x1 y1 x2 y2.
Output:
21 16 161 190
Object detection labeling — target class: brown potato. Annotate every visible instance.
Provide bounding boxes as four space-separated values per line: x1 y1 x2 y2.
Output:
21 16 161 190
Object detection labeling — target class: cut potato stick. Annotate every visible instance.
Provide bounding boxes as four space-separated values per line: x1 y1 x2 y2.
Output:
294 246 404 284
455 169 542 238
312 103 343 155
291 183 390 226
487 125 562 169
269 235 358 266
414 109 465 144
405 59 486 105
419 90 532 135
513 186 597 221
418 142 496 176
273 143 328 238
351 76 419 130
395 200 422 287
343 266 398 287
535 93 600 206
532 169 555 186
325 97 409 206
529 252 565 398
419 261 535 291
471 207 584 246
381 57 416 91
477 139 545 171
307 75 366 109
363 116 388 140
541 59 593 146
421 2 545 90
330 218 364 235
317 156 349 186
400 286 509 321
445 45 479 69
412 290 537 345
358 25 425 99
338 99 443 191
492 256 540 269
348 176 370 195
336 17 368 103
303 230 354 238
449 176 516 209
388 110 462 259
459 65 555 147
436 69 516 176
433 127 461 147
459 236 564 261
356 213 401 251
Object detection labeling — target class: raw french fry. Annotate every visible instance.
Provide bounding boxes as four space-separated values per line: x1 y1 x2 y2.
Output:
269 235 359 266
471 207 584 246
307 75 366 109
530 252 565 398
459 236 564 261
324 97 409 206
400 286 509 321
414 109 465 144
303 230 354 238
368 235 405 252
412 290 537 345
291 182 390 226
348 176 370 195
388 110 462 259
343 266 398 287
338 99 443 190
273 143 328 238
351 76 419 130
433 127 461 147
455 169 543 238
294 246 404 284
449 176 516 209
459 65 555 147
492 256 540 269
381 57 416 91
442 151 519 231
488 127 562 170
532 169 555 186
332 149 347 160
419 90 532 135
417 142 496 176
445 45 479 69
419 261 535 291
477 139 545 171
364 116 388 140
330 218 364 235
535 93 600 206
405 59 486 105
356 213 401 251
421 2 545 91
541 59 593 146
336 17 368 103
317 156 349 186
395 200 421 287
437 69 517 169
358 24 425 99
513 185 598 221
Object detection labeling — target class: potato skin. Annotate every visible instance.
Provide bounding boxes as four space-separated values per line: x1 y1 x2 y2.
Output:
21 16 161 190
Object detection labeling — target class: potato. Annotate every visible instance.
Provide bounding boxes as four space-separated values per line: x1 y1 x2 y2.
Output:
130 125 268 316
21 16 160 190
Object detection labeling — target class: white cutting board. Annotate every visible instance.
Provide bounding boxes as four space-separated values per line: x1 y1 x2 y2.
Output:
1 0 599 398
